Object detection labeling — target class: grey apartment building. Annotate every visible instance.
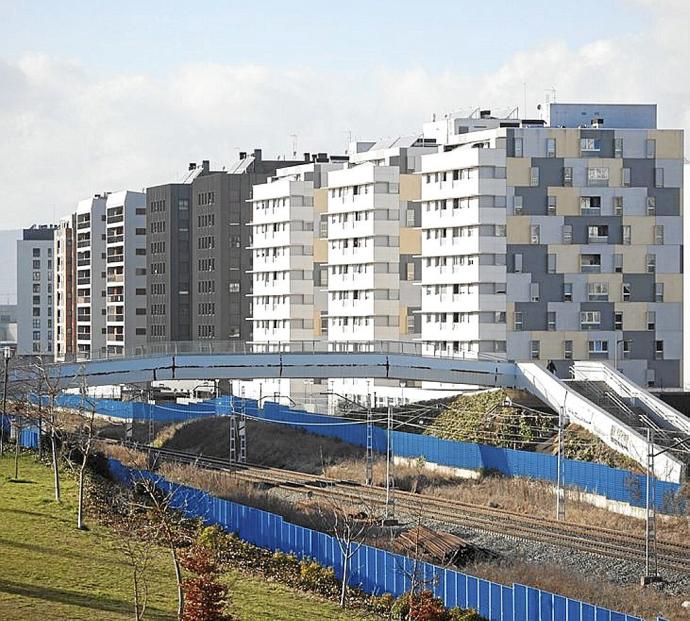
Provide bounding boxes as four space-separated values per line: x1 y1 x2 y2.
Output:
147 151 301 344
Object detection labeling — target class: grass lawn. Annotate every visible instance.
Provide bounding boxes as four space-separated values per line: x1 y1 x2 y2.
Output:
0 454 374 620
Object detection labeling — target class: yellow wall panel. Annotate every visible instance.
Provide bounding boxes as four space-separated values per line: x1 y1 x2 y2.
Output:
400 228 421 254
314 188 328 214
622 216 654 244
613 303 647 330
313 238 328 262
620 246 646 273
655 274 683 303
399 307 408 334
506 216 530 244
506 157 531 186
547 187 579 215
548 245 579 273
647 130 684 159
400 174 421 201
313 310 322 337
549 129 580 158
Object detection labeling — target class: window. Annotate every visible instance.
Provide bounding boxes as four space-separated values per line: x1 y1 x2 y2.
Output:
547 195 557 215
547 254 557 274
646 197 656 215
563 340 573 360
622 168 631 187
622 225 631 245
655 340 664 360
613 196 623 215
588 340 609 357
580 196 601 215
530 340 540 360
514 312 523 330
655 282 664 302
513 137 523 157
563 167 573 187
614 138 623 158
530 225 540 244
514 196 523 215
228 282 240 293
655 168 664 188
645 138 656 159
406 209 415 227
614 312 623 331
32 330 41 341
587 167 609 187
647 311 656 330
562 225 573 244
513 253 523 273
622 340 631 359
587 282 608 301
580 138 600 153
563 283 573 302
588 225 608 243
580 311 601 330
32 318 40 329
547 312 556 331
33 248 40 257
614 254 623 273
530 167 540 187
646 368 656 388
530 283 540 302
654 225 664 245
546 138 556 157
622 282 631 301
33 271 41 281
406 262 415 281
646 254 656 273
580 254 601 273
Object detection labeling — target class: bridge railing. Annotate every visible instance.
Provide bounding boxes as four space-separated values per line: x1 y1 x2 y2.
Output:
55 340 509 363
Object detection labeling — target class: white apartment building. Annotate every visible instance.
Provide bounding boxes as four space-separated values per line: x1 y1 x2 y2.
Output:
17 225 57 356
326 138 434 406
54 213 76 361
243 158 343 406
420 133 508 359
105 191 147 354
75 196 107 359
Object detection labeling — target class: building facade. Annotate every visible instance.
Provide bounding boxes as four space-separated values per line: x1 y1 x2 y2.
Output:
17 225 57 357
192 151 301 343
105 190 147 354
54 213 77 361
420 103 683 388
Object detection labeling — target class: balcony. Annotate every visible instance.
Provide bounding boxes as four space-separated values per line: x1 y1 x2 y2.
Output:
107 273 124 283
107 315 124 323
107 215 124 224
107 235 124 244
76 296 91 304
107 255 124 264
77 241 91 249
107 294 124 303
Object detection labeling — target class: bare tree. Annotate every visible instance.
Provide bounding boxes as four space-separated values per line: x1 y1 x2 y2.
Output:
64 371 98 529
310 495 380 608
134 476 188 620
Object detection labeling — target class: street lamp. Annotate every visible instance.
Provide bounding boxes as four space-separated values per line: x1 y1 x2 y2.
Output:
1 346 12 457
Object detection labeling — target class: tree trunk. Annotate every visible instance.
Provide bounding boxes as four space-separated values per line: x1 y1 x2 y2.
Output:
133 569 142 621
170 542 184 619
51 431 61 502
13 424 20 480
340 544 350 608
77 463 86 529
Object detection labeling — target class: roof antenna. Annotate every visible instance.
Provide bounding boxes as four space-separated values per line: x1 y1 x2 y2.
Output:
290 134 298 159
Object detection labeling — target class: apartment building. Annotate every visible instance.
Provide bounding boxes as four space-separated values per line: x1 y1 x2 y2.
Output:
54 213 76 361
245 155 346 403
105 191 147 354
17 225 57 356
73 196 107 359
420 103 683 388
326 138 435 404
0 305 17 351
147 163 209 343
192 151 301 343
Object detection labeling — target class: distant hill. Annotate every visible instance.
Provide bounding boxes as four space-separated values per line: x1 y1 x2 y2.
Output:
0 230 21 304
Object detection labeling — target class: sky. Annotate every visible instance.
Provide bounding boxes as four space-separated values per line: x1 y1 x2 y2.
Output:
0 0 688 229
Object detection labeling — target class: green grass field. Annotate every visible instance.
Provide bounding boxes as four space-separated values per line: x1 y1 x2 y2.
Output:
0 454 373 620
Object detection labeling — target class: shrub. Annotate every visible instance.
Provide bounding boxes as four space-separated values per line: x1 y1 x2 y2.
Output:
370 592 395 615
448 608 484 621
391 590 449 621
181 544 236 621
298 558 338 595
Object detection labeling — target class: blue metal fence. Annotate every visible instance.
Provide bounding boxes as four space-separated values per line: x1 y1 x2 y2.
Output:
108 459 664 621
39 393 685 514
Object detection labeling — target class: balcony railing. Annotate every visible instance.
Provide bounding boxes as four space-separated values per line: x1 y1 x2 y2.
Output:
107 215 124 224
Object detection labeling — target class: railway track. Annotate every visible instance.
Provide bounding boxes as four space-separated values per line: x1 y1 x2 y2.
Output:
106 440 690 575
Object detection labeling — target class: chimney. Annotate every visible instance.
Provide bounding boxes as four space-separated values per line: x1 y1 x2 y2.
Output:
253 148 262 160
201 160 210 172
304 152 311 162
188 162 197 171
316 152 328 162
239 151 247 160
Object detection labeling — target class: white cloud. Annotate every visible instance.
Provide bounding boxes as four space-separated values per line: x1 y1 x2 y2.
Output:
0 3 688 229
